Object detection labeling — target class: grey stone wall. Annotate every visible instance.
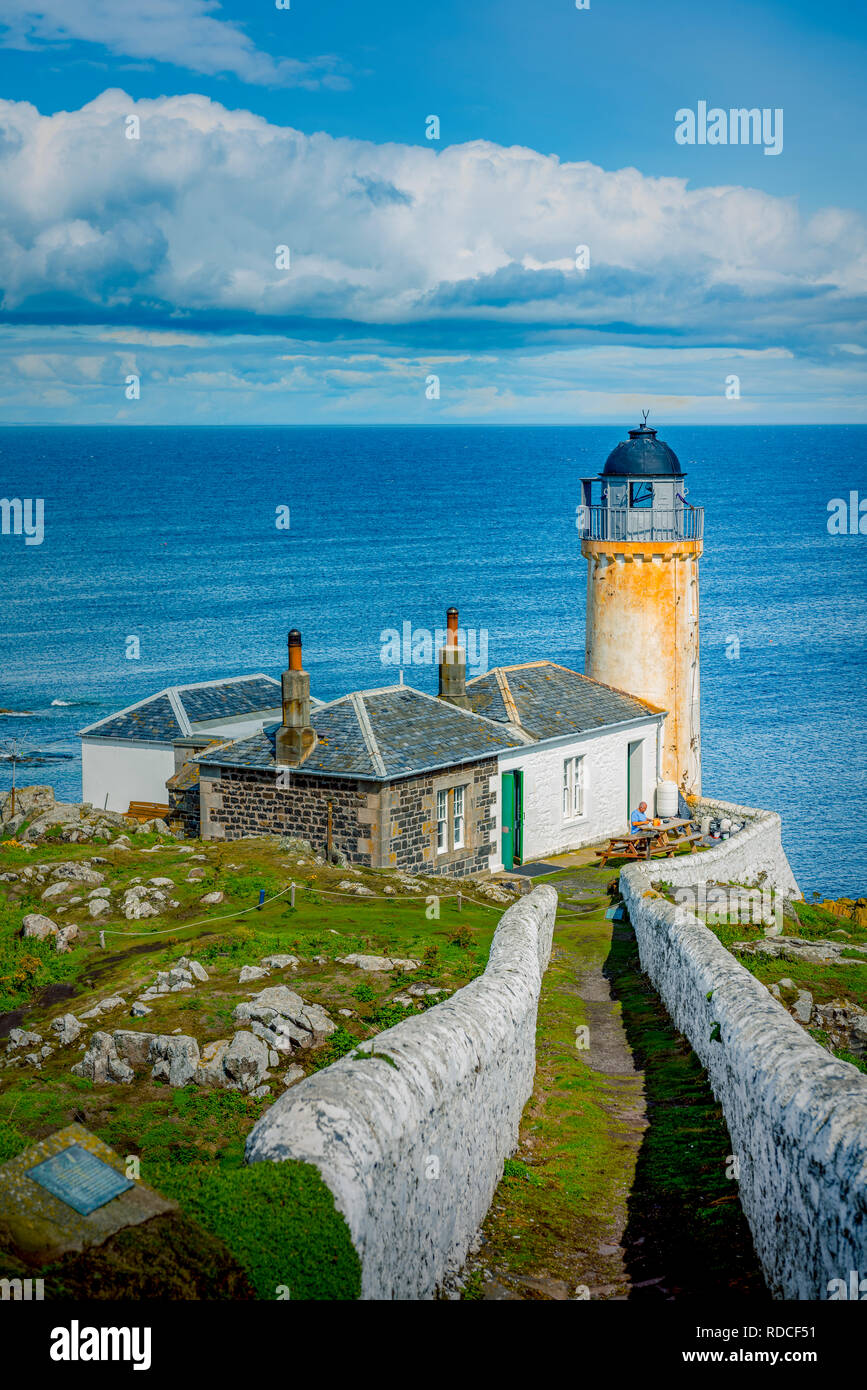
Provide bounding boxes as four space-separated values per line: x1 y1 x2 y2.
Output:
621 799 867 1299
200 757 497 876
200 766 374 862
388 758 496 877
245 884 558 1299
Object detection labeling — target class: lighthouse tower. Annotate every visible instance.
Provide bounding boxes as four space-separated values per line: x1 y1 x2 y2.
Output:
577 417 703 797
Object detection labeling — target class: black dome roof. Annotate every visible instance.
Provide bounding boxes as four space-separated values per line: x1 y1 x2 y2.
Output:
603 422 683 477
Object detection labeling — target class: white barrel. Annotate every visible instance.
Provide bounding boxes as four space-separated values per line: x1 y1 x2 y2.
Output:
656 781 679 818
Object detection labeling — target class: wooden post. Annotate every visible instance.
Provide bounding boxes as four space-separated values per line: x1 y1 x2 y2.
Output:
327 801 333 858
457 891 462 912
290 882 295 909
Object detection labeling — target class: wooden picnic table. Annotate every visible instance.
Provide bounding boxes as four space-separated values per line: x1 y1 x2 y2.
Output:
594 817 700 866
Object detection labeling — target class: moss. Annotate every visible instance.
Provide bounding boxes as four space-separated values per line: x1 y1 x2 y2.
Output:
149 1159 361 1300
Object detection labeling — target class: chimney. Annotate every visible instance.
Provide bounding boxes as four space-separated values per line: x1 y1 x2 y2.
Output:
438 606 470 709
275 629 317 765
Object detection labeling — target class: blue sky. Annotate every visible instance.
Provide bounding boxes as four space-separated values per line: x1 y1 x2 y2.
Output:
0 0 864 422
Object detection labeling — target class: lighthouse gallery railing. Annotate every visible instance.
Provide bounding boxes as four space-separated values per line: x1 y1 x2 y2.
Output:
577 505 704 542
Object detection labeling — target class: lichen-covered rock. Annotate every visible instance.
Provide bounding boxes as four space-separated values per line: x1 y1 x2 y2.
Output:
130 1001 152 1017
189 959 209 982
196 1039 231 1087
233 985 305 1025
283 1065 305 1087
6 1027 43 1053
55 924 81 952
22 912 58 941
222 1031 269 1093
199 891 224 906
50 1013 83 1046
112 1029 159 1071
239 964 269 983
336 953 421 973
261 954 299 970
41 880 72 901
48 861 105 885
149 1034 201 1086
71 1031 134 1084
87 898 110 918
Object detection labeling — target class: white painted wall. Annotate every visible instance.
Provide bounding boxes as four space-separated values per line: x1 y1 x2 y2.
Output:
489 717 663 870
81 738 176 813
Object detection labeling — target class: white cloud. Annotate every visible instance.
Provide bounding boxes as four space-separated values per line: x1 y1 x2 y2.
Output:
0 89 862 354
0 0 346 87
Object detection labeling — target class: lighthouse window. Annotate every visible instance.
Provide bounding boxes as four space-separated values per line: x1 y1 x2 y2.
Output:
630 480 654 508
563 756 585 820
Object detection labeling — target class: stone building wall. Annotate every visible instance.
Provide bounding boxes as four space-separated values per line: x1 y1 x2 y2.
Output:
198 756 498 875
246 885 558 1299
199 765 374 862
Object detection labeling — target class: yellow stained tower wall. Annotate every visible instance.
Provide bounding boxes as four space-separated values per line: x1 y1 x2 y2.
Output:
582 537 702 797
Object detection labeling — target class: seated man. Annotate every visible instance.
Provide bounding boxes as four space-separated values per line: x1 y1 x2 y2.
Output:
630 801 651 831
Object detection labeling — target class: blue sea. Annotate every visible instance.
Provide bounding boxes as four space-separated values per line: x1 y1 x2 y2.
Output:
1 425 864 899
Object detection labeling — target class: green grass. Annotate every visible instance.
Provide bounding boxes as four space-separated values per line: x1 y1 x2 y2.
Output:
149 1160 361 1299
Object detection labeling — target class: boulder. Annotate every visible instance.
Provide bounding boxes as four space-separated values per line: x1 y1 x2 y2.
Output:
88 887 111 899
22 913 58 941
112 1029 158 1071
233 985 305 1025
337 880 376 897
791 990 814 1024
55 924 81 953
298 1002 337 1044
199 891 224 906
50 1013 83 1046
130 1002 152 1018
88 898 111 918
283 1065 305 1087
186 868 206 882
222 1031 269 1093
6 1027 43 1053
336 953 421 973
195 1039 231 1088
0 785 54 822
148 877 174 887
48 861 104 885
261 954 299 970
71 1031 134 1084
41 880 72 901
122 897 158 920
189 959 209 982
149 1034 201 1087
239 964 269 983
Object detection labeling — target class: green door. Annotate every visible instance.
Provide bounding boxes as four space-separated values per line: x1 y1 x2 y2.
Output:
501 771 524 868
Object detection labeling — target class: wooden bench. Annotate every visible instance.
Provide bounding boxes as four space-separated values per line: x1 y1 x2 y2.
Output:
126 801 170 823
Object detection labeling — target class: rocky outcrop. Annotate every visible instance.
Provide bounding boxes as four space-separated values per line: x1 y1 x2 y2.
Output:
71 1031 135 1084
336 954 421 973
149 1034 201 1087
232 985 336 1056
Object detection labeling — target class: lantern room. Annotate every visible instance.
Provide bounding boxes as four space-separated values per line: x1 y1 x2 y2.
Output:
577 416 703 542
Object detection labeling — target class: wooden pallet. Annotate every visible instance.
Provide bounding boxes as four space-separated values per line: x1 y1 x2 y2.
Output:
126 801 170 823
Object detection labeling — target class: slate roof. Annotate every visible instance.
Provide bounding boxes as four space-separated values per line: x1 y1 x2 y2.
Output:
466 662 662 740
80 675 287 743
197 685 524 781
